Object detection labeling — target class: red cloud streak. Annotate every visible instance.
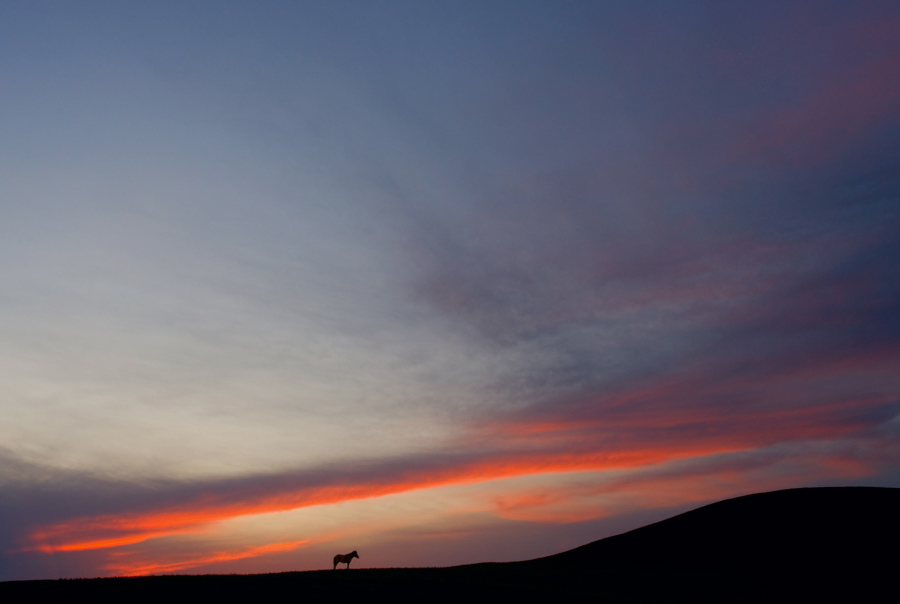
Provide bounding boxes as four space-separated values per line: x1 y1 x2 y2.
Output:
26 398 868 556
104 539 309 576
27 447 713 553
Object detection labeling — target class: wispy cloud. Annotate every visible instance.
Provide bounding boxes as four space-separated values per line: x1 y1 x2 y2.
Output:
2 1 899 580
104 539 309 576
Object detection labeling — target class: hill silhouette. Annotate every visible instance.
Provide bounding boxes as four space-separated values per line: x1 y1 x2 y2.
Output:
535 485 898 568
3 487 897 601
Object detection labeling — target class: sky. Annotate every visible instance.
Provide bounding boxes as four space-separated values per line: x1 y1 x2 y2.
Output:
1 0 899 580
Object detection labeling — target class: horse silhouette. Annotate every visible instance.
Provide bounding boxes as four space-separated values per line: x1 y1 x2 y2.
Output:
333 550 359 570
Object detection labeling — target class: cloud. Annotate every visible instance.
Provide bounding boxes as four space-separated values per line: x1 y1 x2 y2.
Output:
13 374 897 558
488 444 877 524
103 539 309 576
3 1 900 580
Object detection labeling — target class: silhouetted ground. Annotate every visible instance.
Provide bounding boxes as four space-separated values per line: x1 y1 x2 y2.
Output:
3 487 897 602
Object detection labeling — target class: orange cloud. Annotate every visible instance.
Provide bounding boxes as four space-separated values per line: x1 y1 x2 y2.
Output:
489 447 874 524
104 539 309 576
25 388 885 557
485 395 877 444
492 490 611 524
33 528 201 553
26 444 738 554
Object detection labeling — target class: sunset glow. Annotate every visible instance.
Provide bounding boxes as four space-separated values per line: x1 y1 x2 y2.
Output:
1 1 899 580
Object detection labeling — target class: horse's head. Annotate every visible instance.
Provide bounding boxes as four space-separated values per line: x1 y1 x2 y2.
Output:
350 550 359 559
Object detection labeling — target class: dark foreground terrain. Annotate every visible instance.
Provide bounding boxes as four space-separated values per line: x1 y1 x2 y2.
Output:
3 487 897 602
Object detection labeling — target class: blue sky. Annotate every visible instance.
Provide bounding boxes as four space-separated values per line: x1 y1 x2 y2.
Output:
1 1 899 579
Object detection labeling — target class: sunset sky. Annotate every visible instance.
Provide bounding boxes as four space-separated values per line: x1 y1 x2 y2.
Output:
2 1 899 580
